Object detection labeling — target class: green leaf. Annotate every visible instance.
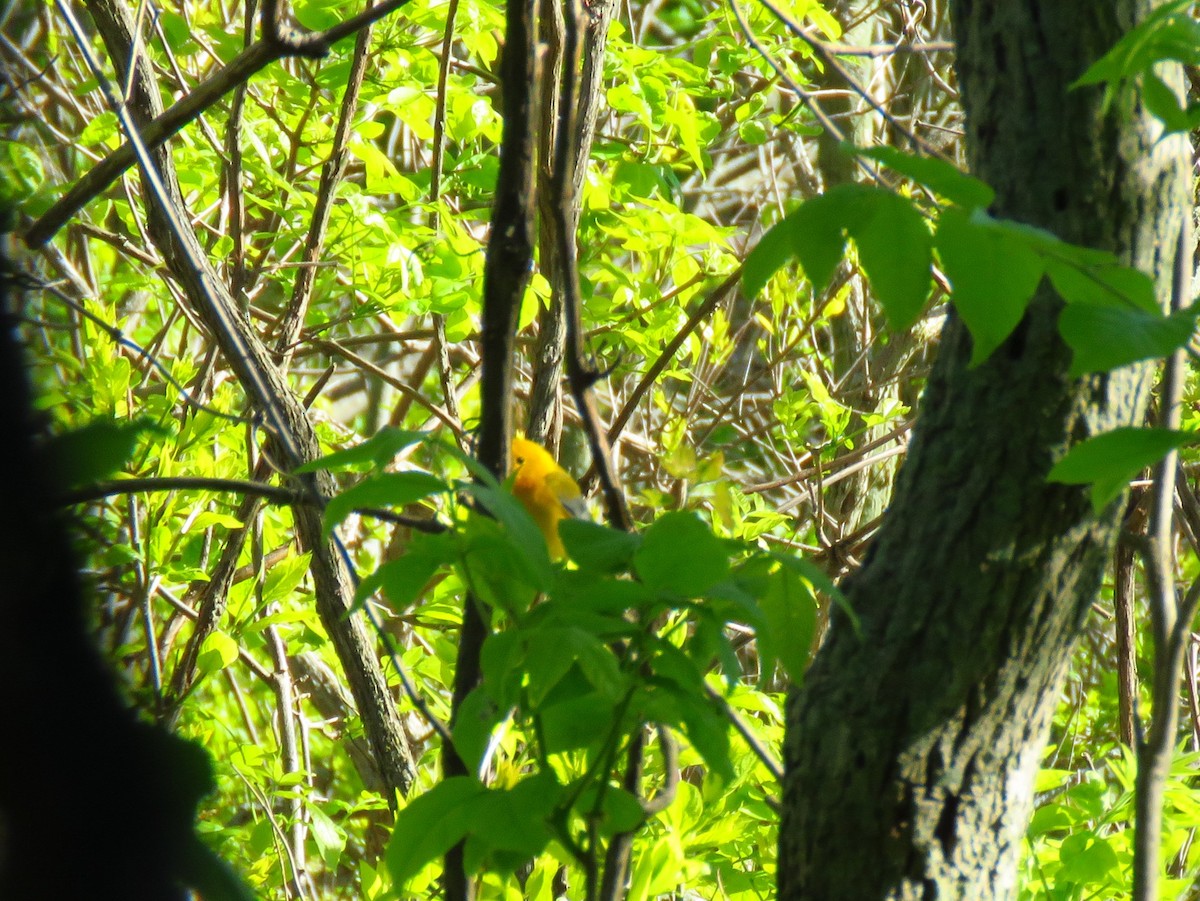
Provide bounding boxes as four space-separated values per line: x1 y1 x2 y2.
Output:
323 470 448 537
309 805 347 869
634 511 730 597
1074 1 1200 88
440 438 505 489
464 482 554 590
612 161 675 199
1045 257 1158 313
196 630 239 674
743 212 802 299
459 514 545 613
935 208 1044 366
1047 427 1196 512
386 778 488 887
672 689 735 783
851 145 995 210
567 631 624 699
1142 72 1194 133
585 786 645 836
558 519 641 572
540 692 618 753
294 428 427 473
1057 832 1122 884
772 552 850 616
559 573 655 618
1059 304 1196 376
628 834 688 901
450 686 504 775
745 184 925 304
481 630 524 708
757 565 817 685
524 629 585 707
470 773 560 859
791 189 853 296
358 530 456 611
848 188 933 330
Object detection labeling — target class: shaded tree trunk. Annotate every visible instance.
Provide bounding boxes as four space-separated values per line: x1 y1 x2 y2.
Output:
778 1 1188 898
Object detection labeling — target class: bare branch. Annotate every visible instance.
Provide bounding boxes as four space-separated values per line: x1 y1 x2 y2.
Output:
24 0 415 247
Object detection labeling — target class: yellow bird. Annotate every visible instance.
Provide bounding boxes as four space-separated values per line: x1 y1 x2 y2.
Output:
511 436 586 559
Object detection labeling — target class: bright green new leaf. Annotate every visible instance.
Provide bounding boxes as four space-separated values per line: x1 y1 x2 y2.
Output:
1056 832 1122 885
1047 427 1196 512
628 835 688 901
936 208 1045 365
1059 304 1196 376
386 778 488 887
196 630 240 674
851 144 995 210
309 805 347 870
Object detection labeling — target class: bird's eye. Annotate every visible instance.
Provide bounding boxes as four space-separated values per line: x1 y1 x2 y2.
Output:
516 456 524 465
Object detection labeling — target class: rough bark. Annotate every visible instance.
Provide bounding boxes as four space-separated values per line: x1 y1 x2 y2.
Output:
443 0 540 894
83 0 416 801
778 2 1188 898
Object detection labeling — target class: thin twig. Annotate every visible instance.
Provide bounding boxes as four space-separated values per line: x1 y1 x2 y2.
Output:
428 0 466 446
25 0 416 247
58 475 449 534
638 725 680 816
1133 213 1193 901
443 0 542 891
271 2 376 366
754 0 940 156
705 683 784 782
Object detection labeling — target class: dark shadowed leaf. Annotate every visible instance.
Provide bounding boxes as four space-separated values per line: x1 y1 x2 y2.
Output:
386 778 488 887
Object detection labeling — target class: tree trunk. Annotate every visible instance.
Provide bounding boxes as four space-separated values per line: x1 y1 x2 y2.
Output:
778 2 1188 898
